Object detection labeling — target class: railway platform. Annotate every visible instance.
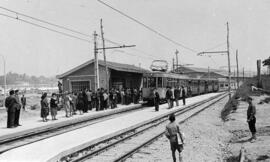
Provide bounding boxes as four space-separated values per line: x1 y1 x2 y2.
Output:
0 93 221 162
0 103 142 139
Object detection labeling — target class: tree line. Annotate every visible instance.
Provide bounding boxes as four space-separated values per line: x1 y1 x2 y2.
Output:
0 72 57 85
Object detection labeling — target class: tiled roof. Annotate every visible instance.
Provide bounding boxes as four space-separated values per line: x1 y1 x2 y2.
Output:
57 59 149 79
175 66 229 77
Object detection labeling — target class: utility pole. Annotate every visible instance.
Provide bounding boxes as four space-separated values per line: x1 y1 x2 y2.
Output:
208 66 210 81
100 19 109 90
172 58 175 71
197 22 232 99
243 67 245 82
175 50 179 72
226 22 231 99
0 54 6 106
93 31 99 91
257 59 262 88
236 50 239 89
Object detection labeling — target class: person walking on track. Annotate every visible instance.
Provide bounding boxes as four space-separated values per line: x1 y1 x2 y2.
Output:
165 113 184 162
5 90 17 128
247 96 257 142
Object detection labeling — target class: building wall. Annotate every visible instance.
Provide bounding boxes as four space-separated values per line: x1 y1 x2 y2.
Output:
110 70 142 89
60 63 142 92
62 63 111 92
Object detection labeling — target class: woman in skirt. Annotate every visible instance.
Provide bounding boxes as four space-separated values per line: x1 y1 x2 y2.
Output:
50 93 58 120
40 93 49 122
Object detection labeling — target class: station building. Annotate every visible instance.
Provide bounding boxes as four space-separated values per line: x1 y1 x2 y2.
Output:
57 59 149 92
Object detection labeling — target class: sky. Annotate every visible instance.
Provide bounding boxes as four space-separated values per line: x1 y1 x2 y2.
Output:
0 0 269 77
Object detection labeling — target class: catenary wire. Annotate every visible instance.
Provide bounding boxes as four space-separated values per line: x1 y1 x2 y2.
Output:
0 12 92 43
0 11 161 61
0 6 93 38
0 7 181 62
0 6 182 61
202 42 227 52
97 0 198 53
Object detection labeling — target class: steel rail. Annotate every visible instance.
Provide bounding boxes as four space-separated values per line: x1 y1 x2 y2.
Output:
114 93 228 162
67 93 226 162
0 104 146 154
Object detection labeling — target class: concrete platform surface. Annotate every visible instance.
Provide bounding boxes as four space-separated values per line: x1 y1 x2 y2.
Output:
0 103 142 139
0 93 220 162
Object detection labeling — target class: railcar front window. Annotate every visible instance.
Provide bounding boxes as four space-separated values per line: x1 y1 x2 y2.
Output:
148 77 156 88
157 77 162 88
143 77 147 88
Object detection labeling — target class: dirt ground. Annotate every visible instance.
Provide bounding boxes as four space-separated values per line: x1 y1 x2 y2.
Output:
127 96 232 162
225 95 270 162
128 94 270 162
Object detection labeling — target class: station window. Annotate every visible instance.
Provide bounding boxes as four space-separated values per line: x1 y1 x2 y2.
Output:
143 77 147 88
157 77 162 88
71 81 90 92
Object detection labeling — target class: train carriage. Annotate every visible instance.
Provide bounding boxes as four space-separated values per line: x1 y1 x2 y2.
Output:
142 71 219 103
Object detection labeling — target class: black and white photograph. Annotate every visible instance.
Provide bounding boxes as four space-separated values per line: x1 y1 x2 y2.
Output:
0 0 270 161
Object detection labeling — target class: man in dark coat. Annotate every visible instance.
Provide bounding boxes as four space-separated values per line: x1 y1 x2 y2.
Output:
82 89 88 113
153 89 160 111
14 90 22 126
99 88 105 110
133 88 138 104
112 89 118 108
181 86 186 106
5 90 17 128
58 81 63 94
174 87 181 106
166 87 173 108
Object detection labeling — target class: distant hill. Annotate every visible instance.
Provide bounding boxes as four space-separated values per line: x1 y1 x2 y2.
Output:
0 72 57 86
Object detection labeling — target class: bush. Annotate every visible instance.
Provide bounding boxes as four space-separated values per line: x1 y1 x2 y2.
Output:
221 77 258 121
221 94 239 121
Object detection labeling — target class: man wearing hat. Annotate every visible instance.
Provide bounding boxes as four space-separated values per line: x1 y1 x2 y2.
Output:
5 90 17 128
14 89 22 126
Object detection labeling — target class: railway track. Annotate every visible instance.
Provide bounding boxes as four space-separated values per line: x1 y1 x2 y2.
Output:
0 104 147 154
59 92 227 162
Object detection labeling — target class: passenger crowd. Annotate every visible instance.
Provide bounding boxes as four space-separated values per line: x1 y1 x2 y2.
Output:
153 86 186 112
4 88 141 128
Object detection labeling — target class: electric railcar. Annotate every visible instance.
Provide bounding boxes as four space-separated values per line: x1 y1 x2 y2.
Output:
142 72 219 103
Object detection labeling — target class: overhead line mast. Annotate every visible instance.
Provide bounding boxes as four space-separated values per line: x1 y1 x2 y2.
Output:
198 22 232 100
